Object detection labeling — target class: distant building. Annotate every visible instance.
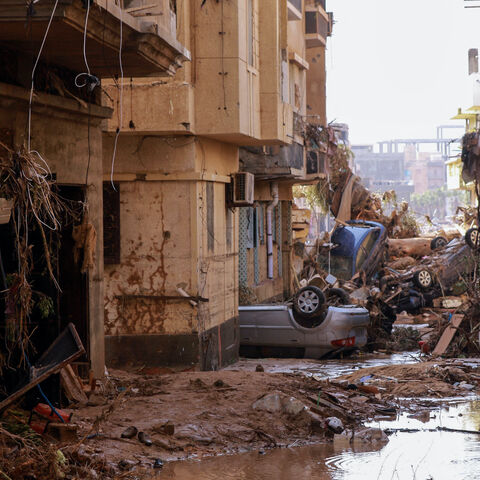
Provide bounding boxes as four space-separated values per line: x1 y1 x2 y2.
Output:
352 145 405 182
410 154 446 194
351 145 412 201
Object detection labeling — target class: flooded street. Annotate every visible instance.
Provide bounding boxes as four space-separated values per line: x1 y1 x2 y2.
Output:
153 354 480 479
156 400 480 479
225 352 421 379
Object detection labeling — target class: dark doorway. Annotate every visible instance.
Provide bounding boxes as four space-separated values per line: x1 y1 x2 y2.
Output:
0 185 88 402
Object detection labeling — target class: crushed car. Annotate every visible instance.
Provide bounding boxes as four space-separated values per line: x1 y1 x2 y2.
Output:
317 220 387 283
380 232 477 313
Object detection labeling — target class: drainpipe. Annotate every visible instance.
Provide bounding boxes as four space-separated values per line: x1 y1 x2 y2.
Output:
266 182 279 279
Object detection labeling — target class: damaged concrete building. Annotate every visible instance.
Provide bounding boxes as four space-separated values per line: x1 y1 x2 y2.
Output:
0 0 332 380
239 0 333 303
0 0 188 378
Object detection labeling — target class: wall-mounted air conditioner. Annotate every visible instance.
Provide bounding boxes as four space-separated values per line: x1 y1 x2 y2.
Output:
228 172 255 207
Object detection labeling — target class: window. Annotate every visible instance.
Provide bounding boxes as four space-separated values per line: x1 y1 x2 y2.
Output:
103 182 120 265
355 231 379 271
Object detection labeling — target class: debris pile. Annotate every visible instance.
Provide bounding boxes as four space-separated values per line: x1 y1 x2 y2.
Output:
296 125 480 358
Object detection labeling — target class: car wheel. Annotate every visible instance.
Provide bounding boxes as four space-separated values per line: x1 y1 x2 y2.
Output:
413 269 434 290
465 228 480 249
293 286 325 318
326 288 350 306
430 236 448 250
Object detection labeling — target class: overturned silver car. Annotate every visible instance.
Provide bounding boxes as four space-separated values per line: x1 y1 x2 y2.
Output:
239 303 370 359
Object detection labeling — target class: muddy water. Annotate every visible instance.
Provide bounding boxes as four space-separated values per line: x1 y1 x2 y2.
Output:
154 400 480 479
225 352 420 379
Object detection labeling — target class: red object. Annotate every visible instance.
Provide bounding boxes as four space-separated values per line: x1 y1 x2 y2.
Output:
418 341 431 354
31 403 72 423
30 420 49 435
331 336 356 348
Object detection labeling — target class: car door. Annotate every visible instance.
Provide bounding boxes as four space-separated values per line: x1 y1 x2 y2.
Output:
255 307 306 347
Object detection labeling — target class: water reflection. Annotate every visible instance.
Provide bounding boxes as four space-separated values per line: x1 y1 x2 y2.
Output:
154 401 480 480
225 352 420 380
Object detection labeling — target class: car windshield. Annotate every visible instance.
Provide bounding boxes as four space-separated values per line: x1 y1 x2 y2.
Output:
318 254 352 280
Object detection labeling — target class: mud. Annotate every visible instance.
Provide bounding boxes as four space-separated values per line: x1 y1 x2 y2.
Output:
152 400 480 479
64 357 480 477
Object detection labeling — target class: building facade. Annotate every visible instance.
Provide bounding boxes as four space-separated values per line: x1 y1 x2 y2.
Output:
0 0 188 377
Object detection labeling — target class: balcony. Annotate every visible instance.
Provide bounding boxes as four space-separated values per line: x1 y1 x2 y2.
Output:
0 0 190 77
305 5 332 48
287 0 302 21
239 144 305 180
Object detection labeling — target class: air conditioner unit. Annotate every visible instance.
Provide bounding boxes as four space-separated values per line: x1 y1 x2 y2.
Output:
229 172 254 207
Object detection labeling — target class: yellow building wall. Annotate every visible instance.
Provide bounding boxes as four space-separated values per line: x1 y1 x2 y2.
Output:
103 135 239 341
306 45 327 125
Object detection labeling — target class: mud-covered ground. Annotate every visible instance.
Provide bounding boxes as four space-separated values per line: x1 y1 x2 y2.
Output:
2 358 480 479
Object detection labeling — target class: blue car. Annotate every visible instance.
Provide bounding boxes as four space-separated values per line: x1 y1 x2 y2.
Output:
319 220 387 281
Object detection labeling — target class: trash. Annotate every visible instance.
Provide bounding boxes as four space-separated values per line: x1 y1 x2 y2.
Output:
0 323 85 413
325 417 344 434
359 375 373 384
60 365 89 405
153 459 164 469
358 385 380 395
138 431 152 446
281 396 306 416
352 428 389 445
458 382 475 390
121 426 138 439
213 379 230 388
433 296 464 309
118 459 135 471
153 421 175 436
432 315 464 356
252 393 283 413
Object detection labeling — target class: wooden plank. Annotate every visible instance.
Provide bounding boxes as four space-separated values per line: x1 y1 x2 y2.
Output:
0 324 85 412
60 365 88 404
432 314 464 356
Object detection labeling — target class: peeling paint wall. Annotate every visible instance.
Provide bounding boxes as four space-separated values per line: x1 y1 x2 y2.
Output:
104 181 196 336
103 132 239 367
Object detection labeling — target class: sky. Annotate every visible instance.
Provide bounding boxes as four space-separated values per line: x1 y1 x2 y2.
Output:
326 0 480 147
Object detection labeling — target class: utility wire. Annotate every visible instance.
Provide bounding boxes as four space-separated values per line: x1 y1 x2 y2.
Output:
110 0 124 191
28 0 60 152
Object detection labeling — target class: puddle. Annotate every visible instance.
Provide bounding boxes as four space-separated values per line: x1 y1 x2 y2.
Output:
153 400 480 479
224 352 420 379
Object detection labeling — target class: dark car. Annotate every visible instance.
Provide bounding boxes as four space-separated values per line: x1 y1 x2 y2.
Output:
318 220 387 282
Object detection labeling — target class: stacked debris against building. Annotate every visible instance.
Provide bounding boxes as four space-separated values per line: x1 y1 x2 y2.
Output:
294 124 480 358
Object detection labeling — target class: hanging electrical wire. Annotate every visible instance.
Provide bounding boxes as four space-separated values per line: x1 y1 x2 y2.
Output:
75 0 100 91
27 0 60 152
110 0 124 191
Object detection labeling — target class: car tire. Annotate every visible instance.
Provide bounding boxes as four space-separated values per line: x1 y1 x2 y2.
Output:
430 236 448 250
293 286 325 318
326 288 350 306
413 269 434 291
465 228 480 250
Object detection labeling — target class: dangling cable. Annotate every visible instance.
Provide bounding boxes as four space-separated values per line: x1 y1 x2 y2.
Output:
110 0 124 191
75 1 99 90
28 0 60 152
